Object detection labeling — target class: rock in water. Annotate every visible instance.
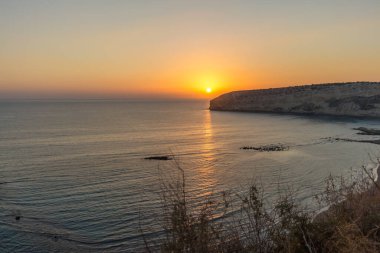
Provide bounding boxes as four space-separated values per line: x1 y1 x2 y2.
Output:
210 82 380 117
354 127 380 135
240 144 289 152
144 156 172 160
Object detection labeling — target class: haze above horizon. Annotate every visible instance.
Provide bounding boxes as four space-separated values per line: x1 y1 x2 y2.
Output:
1 0 380 99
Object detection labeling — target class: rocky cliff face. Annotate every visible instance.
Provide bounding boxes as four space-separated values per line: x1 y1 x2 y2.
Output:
210 82 380 117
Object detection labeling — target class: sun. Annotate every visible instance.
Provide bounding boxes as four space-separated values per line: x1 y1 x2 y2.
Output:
206 87 212 93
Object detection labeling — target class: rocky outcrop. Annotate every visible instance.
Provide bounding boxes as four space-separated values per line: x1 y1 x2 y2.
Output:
354 127 380 135
240 144 289 152
210 82 380 117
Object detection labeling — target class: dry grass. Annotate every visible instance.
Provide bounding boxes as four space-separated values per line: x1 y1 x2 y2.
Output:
146 164 380 253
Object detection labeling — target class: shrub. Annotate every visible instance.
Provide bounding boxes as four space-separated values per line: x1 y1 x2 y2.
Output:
145 164 380 253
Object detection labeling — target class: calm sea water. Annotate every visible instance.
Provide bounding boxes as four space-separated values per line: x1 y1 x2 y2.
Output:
1 100 380 252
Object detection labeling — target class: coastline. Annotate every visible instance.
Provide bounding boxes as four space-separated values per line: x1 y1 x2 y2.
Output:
314 162 380 222
210 82 380 118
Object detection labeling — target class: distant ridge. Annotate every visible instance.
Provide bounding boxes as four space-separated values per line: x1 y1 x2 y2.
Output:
210 82 380 117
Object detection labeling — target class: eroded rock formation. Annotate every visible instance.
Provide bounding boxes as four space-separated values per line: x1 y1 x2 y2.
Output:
210 82 380 117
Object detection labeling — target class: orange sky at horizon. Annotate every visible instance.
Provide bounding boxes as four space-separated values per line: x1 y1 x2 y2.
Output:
1 1 380 99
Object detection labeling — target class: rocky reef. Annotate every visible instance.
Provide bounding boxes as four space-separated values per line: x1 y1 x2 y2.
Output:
210 82 380 117
144 155 172 160
240 144 289 152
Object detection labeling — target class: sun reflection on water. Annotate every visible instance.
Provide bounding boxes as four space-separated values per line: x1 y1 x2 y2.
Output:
192 110 218 200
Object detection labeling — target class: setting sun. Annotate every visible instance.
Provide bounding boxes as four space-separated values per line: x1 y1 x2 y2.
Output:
206 87 212 93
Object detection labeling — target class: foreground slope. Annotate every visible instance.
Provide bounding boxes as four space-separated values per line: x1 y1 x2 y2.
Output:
210 82 380 117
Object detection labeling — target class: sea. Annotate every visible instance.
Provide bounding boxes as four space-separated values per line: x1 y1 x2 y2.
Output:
0 100 379 252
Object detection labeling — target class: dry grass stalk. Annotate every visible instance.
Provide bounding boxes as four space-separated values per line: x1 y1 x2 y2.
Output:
145 163 380 253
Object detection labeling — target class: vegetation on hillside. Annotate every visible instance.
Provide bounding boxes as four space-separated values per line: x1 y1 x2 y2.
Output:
144 163 380 253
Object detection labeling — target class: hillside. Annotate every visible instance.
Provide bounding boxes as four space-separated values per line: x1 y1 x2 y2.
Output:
210 82 380 117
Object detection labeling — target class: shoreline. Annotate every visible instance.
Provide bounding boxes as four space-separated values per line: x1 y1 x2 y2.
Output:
314 162 380 222
210 108 380 121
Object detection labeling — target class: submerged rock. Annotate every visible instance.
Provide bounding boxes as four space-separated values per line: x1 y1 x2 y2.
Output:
144 156 172 160
330 137 380 145
240 144 289 152
353 127 380 135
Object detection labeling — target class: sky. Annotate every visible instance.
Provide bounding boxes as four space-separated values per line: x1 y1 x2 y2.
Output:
1 0 380 99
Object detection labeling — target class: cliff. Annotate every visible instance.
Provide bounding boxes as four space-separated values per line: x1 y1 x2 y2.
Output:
210 82 380 117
